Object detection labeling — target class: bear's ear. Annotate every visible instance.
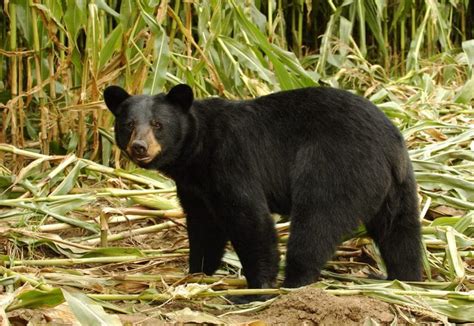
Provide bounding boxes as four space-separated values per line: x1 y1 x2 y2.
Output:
166 84 193 111
104 86 130 116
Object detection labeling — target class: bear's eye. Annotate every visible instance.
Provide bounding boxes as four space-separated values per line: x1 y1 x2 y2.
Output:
151 120 162 130
126 121 135 129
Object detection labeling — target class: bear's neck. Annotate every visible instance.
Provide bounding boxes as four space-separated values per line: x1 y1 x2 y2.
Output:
159 103 212 180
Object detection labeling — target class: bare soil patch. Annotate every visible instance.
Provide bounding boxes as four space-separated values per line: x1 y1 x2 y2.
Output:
250 287 395 325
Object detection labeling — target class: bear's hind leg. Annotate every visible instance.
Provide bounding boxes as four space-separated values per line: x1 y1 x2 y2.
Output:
283 149 362 288
365 176 422 281
283 204 358 288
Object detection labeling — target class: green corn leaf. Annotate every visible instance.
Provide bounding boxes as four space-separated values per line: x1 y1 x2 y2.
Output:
445 227 465 280
415 172 474 201
62 289 122 326
48 197 95 216
454 78 474 104
63 0 87 47
218 36 274 84
81 247 145 258
462 39 474 77
50 160 88 196
99 25 123 69
230 0 300 89
130 194 178 210
95 0 120 18
406 6 430 71
147 27 170 94
11 288 64 310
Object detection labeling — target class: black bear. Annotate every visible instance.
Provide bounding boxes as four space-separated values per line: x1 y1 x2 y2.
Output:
104 85 422 299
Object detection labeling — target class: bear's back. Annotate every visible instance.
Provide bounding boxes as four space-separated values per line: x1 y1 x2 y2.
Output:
196 87 402 150
192 87 409 191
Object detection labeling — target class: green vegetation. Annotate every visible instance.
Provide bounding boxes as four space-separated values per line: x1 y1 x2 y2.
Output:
0 0 473 324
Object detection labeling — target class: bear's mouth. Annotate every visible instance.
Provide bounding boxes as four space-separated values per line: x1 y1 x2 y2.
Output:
135 156 152 163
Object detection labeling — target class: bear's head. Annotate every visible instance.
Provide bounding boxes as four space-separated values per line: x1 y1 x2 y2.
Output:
103 84 194 168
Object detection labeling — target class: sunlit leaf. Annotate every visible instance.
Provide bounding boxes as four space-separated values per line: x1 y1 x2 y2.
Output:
62 290 122 326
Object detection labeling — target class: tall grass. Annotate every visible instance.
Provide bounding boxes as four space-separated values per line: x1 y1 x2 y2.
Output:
0 0 472 164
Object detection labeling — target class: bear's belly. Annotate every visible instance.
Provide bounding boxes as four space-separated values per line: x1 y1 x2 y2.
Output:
267 193 291 215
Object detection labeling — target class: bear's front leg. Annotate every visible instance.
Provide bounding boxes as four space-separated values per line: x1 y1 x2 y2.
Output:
186 214 228 275
178 187 228 275
213 192 280 291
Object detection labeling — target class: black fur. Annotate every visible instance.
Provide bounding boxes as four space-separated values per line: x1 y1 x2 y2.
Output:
104 85 422 296
104 86 130 116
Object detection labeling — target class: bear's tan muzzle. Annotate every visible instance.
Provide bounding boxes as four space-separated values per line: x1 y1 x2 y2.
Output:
126 128 162 164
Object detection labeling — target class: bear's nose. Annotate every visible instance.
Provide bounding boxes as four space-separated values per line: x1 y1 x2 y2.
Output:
131 140 148 157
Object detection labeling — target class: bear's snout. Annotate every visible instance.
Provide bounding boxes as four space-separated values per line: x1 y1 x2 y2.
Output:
125 127 162 164
131 140 148 157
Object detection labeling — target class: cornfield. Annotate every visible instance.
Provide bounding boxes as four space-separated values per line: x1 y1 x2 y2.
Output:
0 0 473 324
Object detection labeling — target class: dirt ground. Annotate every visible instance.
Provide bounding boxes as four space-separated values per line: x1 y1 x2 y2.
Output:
246 287 394 325
115 287 395 325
